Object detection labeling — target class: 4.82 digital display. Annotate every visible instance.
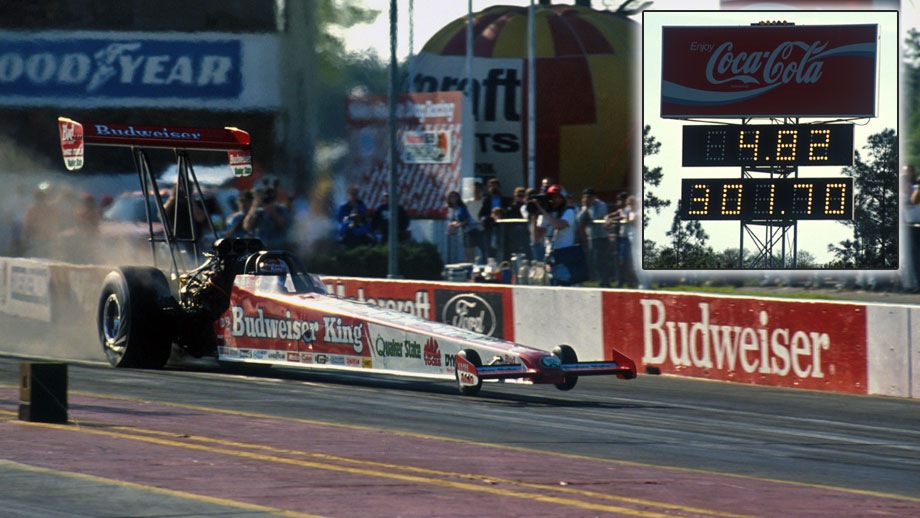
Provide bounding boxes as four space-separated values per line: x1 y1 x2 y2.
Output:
682 124 854 167
680 177 854 221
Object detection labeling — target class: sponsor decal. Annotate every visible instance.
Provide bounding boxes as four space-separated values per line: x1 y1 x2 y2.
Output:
423 338 442 367
94 124 201 141
323 316 365 353
330 355 346 366
435 290 502 338
374 335 423 359
267 350 287 361
219 346 239 359
287 352 300 362
315 354 328 365
346 357 362 367
362 358 374 369
301 353 314 364
230 305 320 343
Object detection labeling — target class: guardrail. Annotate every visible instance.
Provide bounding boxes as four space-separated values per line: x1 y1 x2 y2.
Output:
2 256 916 399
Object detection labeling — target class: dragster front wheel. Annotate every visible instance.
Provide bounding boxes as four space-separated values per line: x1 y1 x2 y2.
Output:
455 348 483 396
553 344 579 391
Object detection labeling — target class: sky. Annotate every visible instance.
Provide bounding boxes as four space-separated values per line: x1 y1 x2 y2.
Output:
342 0 917 268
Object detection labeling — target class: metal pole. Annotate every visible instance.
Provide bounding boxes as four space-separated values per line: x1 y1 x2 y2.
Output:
527 0 536 189
387 0 399 278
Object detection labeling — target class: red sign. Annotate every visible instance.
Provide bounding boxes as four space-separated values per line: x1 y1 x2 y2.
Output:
603 292 868 394
660 24 877 118
346 91 465 217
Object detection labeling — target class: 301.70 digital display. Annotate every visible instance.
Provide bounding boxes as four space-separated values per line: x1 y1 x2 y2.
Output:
682 124 854 167
680 177 854 221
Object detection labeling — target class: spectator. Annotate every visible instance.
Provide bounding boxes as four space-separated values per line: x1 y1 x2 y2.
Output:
901 164 920 291
510 187 527 217
243 184 292 250
337 185 368 224
338 209 375 248
2 182 28 256
60 192 100 262
464 180 487 263
478 178 512 259
521 187 545 262
371 192 411 243
445 190 477 263
606 193 640 288
536 184 587 286
21 183 59 258
223 189 254 239
163 181 208 251
578 188 611 287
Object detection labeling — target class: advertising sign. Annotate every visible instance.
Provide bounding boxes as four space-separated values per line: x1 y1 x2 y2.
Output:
0 31 280 109
603 291 868 393
660 24 877 118
323 277 514 341
346 91 471 217
3 260 52 322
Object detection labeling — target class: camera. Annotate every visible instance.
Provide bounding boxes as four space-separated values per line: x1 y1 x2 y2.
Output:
526 193 551 212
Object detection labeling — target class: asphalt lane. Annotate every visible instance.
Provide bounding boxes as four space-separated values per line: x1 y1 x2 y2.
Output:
1 355 918 517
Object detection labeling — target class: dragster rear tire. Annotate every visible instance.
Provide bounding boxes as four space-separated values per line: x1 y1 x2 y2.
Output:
456 348 483 396
98 266 175 369
553 344 579 391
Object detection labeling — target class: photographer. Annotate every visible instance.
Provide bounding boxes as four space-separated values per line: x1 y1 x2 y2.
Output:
243 184 292 250
535 184 587 286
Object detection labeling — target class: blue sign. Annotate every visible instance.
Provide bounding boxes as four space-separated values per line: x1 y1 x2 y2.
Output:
0 33 245 105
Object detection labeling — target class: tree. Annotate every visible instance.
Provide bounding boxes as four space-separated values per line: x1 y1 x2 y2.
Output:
641 125 671 268
828 129 898 268
313 1 388 143
642 125 671 232
647 203 714 269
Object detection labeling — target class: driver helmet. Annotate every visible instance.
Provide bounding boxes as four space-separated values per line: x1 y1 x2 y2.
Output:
257 257 289 275
257 258 290 293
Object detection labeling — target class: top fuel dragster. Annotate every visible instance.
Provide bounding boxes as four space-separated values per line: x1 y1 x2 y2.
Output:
57 117 636 395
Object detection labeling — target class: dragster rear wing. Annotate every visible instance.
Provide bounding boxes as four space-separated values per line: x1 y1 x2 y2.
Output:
57 117 252 177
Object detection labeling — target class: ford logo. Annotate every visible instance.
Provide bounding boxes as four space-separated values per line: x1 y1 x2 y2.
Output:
442 294 496 336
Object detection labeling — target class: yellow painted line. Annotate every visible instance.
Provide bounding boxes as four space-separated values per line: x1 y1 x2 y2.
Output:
0 459 324 518
113 424 751 518
4 417 698 518
5 385 920 507
62 389 920 505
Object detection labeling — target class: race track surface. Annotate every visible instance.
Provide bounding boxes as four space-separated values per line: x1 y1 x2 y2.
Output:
0 353 918 517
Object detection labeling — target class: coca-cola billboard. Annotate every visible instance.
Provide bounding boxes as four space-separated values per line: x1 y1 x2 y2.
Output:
660 24 877 118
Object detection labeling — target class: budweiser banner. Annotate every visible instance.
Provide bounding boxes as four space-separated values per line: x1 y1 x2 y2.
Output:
603 292 868 394
660 24 877 118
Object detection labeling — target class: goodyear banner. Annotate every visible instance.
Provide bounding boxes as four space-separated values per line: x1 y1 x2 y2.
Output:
0 31 280 109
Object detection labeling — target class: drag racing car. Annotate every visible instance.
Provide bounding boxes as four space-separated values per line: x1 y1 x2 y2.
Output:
57 118 637 395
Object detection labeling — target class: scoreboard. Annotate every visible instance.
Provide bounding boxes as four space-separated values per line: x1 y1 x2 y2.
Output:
680 177 854 221
682 124 854 167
